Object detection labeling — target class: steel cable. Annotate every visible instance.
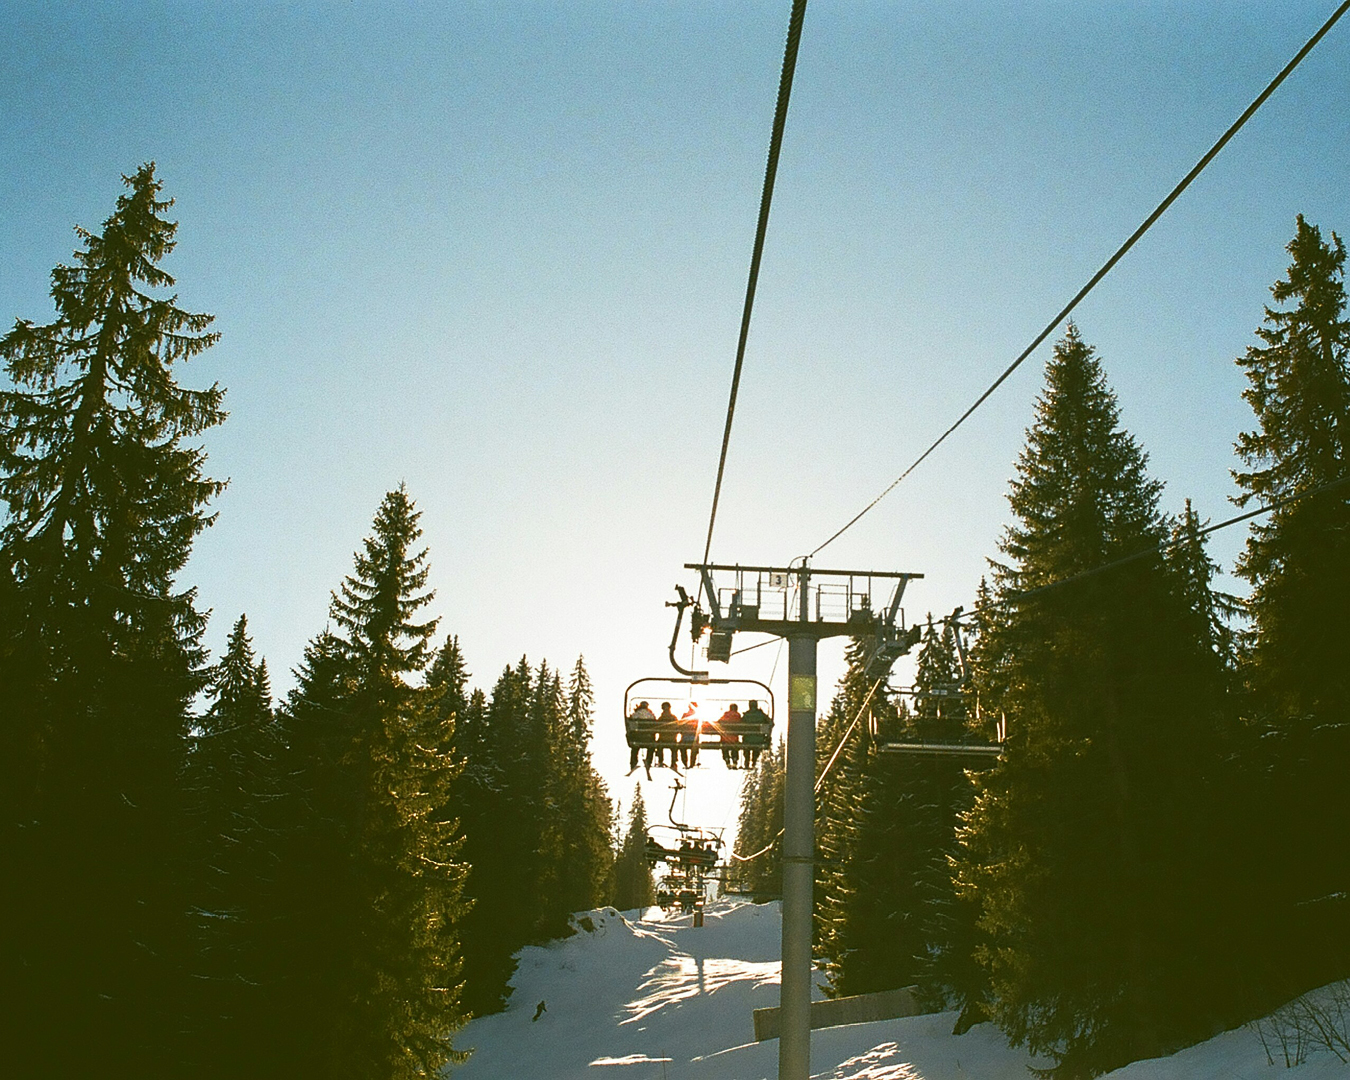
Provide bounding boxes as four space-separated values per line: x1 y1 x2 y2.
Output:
809 0 1350 559
701 0 809 585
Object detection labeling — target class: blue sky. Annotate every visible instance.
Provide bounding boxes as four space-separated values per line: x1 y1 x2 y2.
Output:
3 1 1348 804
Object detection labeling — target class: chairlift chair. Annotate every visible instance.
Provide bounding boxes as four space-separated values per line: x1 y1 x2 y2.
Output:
624 676 775 768
871 687 1006 761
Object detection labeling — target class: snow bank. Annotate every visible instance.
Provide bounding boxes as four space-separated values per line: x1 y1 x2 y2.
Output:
450 901 1347 1080
451 900 1041 1079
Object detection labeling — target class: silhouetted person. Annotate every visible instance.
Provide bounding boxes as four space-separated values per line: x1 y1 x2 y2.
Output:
650 701 678 774
626 700 655 773
679 702 700 767
742 699 770 767
718 703 742 767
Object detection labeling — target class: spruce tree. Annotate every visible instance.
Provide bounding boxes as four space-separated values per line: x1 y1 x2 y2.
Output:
907 619 979 1010
954 326 1236 1077
541 657 614 920
612 786 656 911
278 489 470 1077
453 658 538 1014
0 163 224 1075
731 738 785 898
813 637 879 979
942 578 1009 1035
815 631 971 1002
185 614 286 1078
274 630 362 1074
1232 215 1350 997
426 634 471 763
336 486 470 1077
530 661 570 936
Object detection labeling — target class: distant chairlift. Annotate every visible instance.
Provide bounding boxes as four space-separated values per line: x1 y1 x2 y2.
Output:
646 801 722 918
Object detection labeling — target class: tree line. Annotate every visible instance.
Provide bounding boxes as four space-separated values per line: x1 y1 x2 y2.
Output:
0 164 641 1079
734 215 1350 1078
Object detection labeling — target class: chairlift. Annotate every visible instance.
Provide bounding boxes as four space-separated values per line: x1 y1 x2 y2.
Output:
624 676 775 771
655 872 704 915
872 687 1006 761
645 832 720 873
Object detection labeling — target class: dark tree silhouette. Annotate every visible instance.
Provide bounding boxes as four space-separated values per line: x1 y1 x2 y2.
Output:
954 327 1236 1078
612 785 656 912
0 163 224 1075
1233 215 1350 1000
278 489 470 1078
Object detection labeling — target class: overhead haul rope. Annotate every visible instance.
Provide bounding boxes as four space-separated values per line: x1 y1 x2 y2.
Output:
700 0 809 596
808 0 1350 560
942 472 1350 629
729 475 1350 867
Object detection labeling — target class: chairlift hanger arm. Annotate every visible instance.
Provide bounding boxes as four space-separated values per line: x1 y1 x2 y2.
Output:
884 578 910 627
666 586 709 679
668 779 686 830
697 567 722 623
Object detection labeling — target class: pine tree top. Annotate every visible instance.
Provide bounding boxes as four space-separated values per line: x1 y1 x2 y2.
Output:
205 613 273 732
1234 214 1350 506
0 162 225 596
331 485 438 679
998 325 1164 590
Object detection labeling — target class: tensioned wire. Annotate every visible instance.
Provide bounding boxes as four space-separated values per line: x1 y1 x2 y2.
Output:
942 472 1350 629
808 0 1350 560
699 0 809 595
728 471 1350 864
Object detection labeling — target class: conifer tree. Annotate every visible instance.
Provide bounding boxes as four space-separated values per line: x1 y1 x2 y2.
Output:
815 631 971 1002
278 489 470 1077
541 657 614 919
185 614 286 1077
530 662 570 935
954 326 1235 1077
731 738 785 897
941 579 1008 1034
612 786 656 911
813 637 880 971
1232 215 1350 996
727 762 762 895
427 634 471 748
0 163 224 1074
275 630 363 1072
453 657 540 1013
907 619 979 1009
446 651 613 1013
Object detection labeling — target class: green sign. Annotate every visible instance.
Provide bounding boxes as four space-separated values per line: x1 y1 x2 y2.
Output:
789 674 816 712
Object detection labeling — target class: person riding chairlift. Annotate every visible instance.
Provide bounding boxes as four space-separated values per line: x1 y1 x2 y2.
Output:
679 702 700 768
718 703 742 768
626 700 655 773
741 699 770 767
654 702 678 773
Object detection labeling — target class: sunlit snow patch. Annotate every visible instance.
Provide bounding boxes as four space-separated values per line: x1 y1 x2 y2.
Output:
816 1041 921 1080
588 1053 674 1066
621 955 781 1024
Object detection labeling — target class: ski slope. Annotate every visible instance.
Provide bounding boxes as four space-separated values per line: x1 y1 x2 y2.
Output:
451 900 1346 1079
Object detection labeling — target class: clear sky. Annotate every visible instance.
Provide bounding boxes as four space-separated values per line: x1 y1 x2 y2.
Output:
3 2 1349 820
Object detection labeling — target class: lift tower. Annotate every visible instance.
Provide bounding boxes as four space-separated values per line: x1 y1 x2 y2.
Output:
683 562 922 1080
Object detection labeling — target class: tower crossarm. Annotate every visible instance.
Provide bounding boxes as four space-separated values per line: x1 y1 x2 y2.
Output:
684 563 923 643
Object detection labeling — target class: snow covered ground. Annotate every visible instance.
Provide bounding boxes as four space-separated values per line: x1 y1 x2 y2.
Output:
450 899 1347 1079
